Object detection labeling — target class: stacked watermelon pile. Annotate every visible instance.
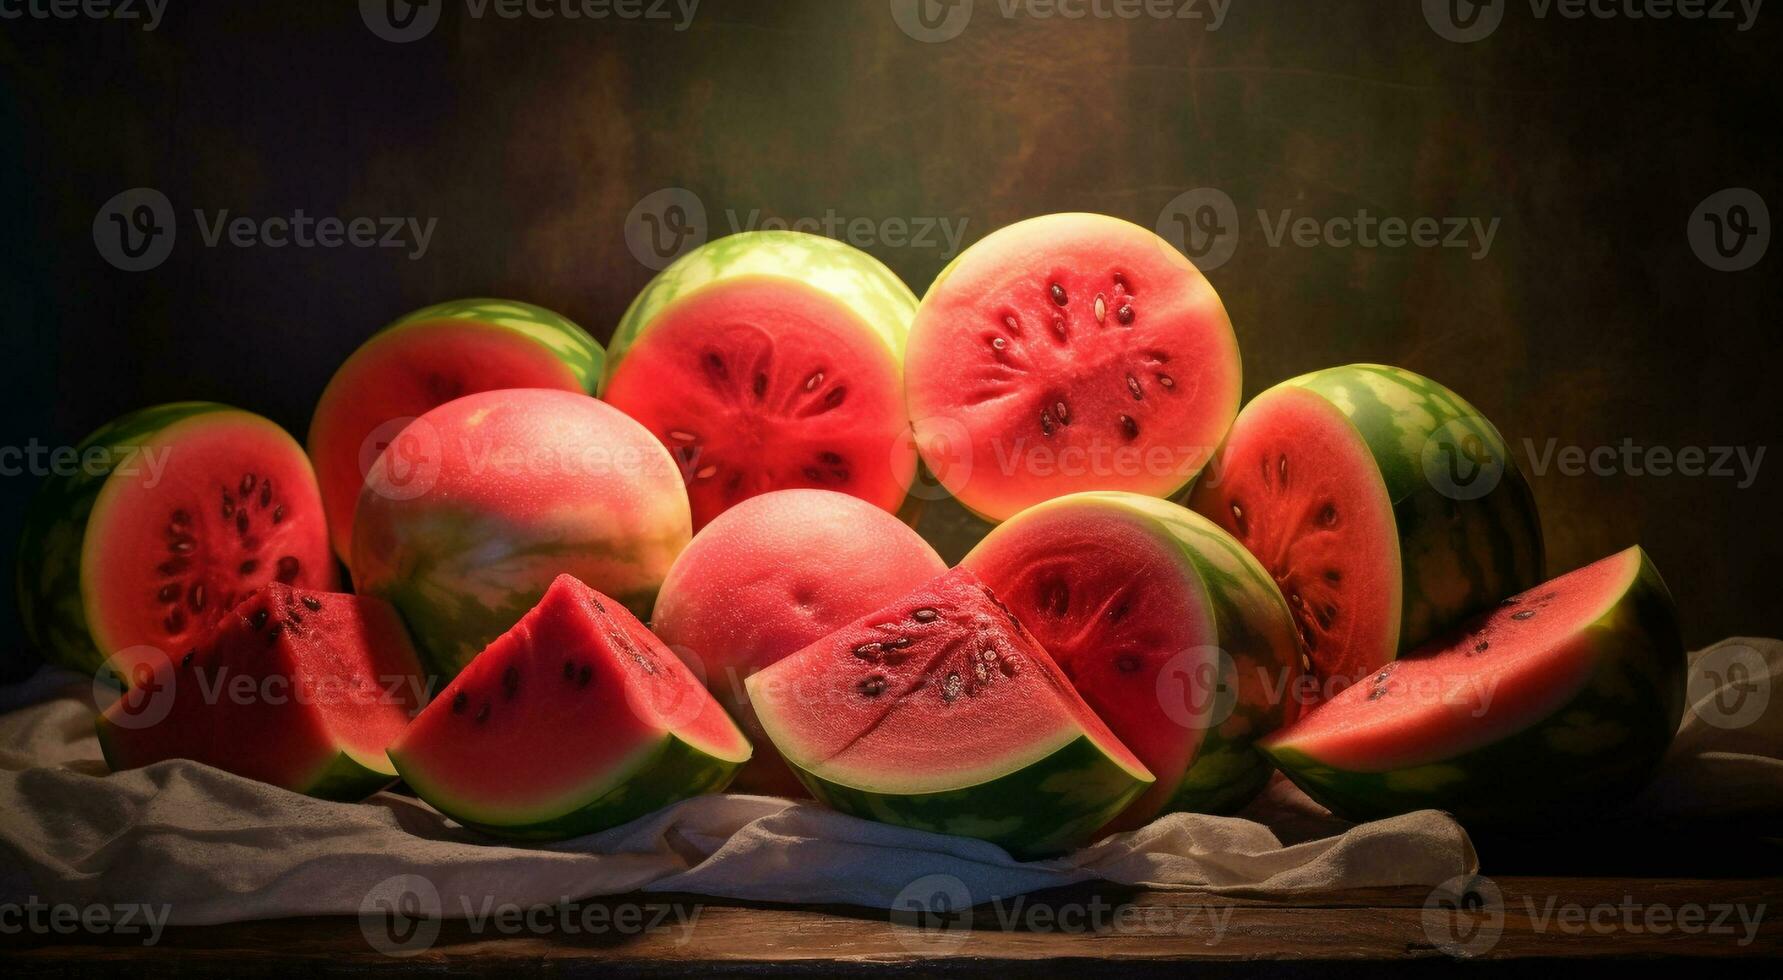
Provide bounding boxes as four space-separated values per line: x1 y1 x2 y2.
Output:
16 215 1685 854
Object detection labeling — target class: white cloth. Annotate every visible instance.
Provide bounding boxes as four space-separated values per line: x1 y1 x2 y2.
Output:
1 639 1773 924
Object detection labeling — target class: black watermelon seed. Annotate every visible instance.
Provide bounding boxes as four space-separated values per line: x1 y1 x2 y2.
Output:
819 451 844 466
1116 305 1135 325
452 691 467 713
563 660 575 680
912 608 938 623
886 636 913 649
1115 654 1141 674
157 583 181 603
181 650 195 668
236 511 249 536
1039 409 1055 437
823 386 848 409
249 609 269 631
1118 415 1139 440
239 559 259 576
853 643 882 660
266 624 283 644
577 665 593 688
276 556 300 583
240 474 256 496
1474 640 1490 652
1511 610 1536 621
859 675 887 697
170 509 191 527
503 666 520 698
259 481 272 508
221 494 235 519
1049 283 1067 306
272 506 285 525
301 596 322 612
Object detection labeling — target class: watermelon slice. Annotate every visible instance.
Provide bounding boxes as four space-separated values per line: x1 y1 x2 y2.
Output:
961 492 1303 829
747 567 1154 858
387 574 751 840
904 213 1242 522
96 585 424 801
1189 364 1544 694
600 231 920 530
1260 547 1686 825
307 299 605 566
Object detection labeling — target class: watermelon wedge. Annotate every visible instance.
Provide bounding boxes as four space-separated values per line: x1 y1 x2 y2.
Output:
96 585 424 801
1260 547 1686 825
747 567 1154 858
387 574 751 840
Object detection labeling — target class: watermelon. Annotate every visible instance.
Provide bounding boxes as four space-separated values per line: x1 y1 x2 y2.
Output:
651 489 947 797
1261 547 1685 825
96 585 424 801
961 492 1302 829
905 213 1242 522
1188 364 1544 694
351 389 692 680
17 403 337 684
600 231 920 531
747 567 1154 858
388 574 751 840
307 298 605 565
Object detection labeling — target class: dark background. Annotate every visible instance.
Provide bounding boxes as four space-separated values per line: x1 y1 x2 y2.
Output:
1 0 1776 679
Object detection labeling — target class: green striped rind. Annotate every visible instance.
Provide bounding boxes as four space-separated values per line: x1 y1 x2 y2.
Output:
787 734 1151 859
94 710 398 803
16 403 241 680
1280 364 1545 655
385 298 605 392
364 512 685 680
601 231 919 381
392 733 744 841
1263 550 1684 826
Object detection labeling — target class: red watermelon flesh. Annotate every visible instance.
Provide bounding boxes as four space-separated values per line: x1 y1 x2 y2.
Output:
97 585 424 801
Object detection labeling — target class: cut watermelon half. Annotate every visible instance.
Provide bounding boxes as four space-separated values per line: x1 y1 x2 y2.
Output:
1260 547 1686 825
387 574 751 840
601 232 920 530
96 585 424 801
905 213 1242 522
307 299 604 565
961 492 1302 829
747 567 1153 858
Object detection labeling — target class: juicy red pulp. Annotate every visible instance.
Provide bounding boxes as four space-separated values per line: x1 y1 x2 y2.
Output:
150 469 311 649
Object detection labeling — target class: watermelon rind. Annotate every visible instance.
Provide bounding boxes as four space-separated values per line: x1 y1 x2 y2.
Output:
601 231 918 381
390 730 746 841
784 731 1152 860
379 297 606 393
16 403 302 681
1261 547 1685 825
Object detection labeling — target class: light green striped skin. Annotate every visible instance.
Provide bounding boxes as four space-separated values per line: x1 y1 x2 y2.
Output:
1276 364 1545 658
392 732 744 841
1263 550 1684 826
17 403 243 679
784 734 1151 859
384 298 605 392
600 231 919 386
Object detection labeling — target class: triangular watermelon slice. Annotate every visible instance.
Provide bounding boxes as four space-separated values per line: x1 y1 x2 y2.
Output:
747 567 1154 858
1260 547 1686 825
97 585 425 801
387 574 751 840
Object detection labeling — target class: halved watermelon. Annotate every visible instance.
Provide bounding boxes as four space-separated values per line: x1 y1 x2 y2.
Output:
17 403 337 684
1260 547 1686 825
600 232 920 531
747 567 1154 858
1189 364 1544 695
387 574 751 840
905 213 1242 522
961 492 1302 829
96 585 424 801
307 298 604 565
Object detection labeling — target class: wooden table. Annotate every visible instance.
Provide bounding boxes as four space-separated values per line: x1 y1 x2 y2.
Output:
8 876 1779 976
